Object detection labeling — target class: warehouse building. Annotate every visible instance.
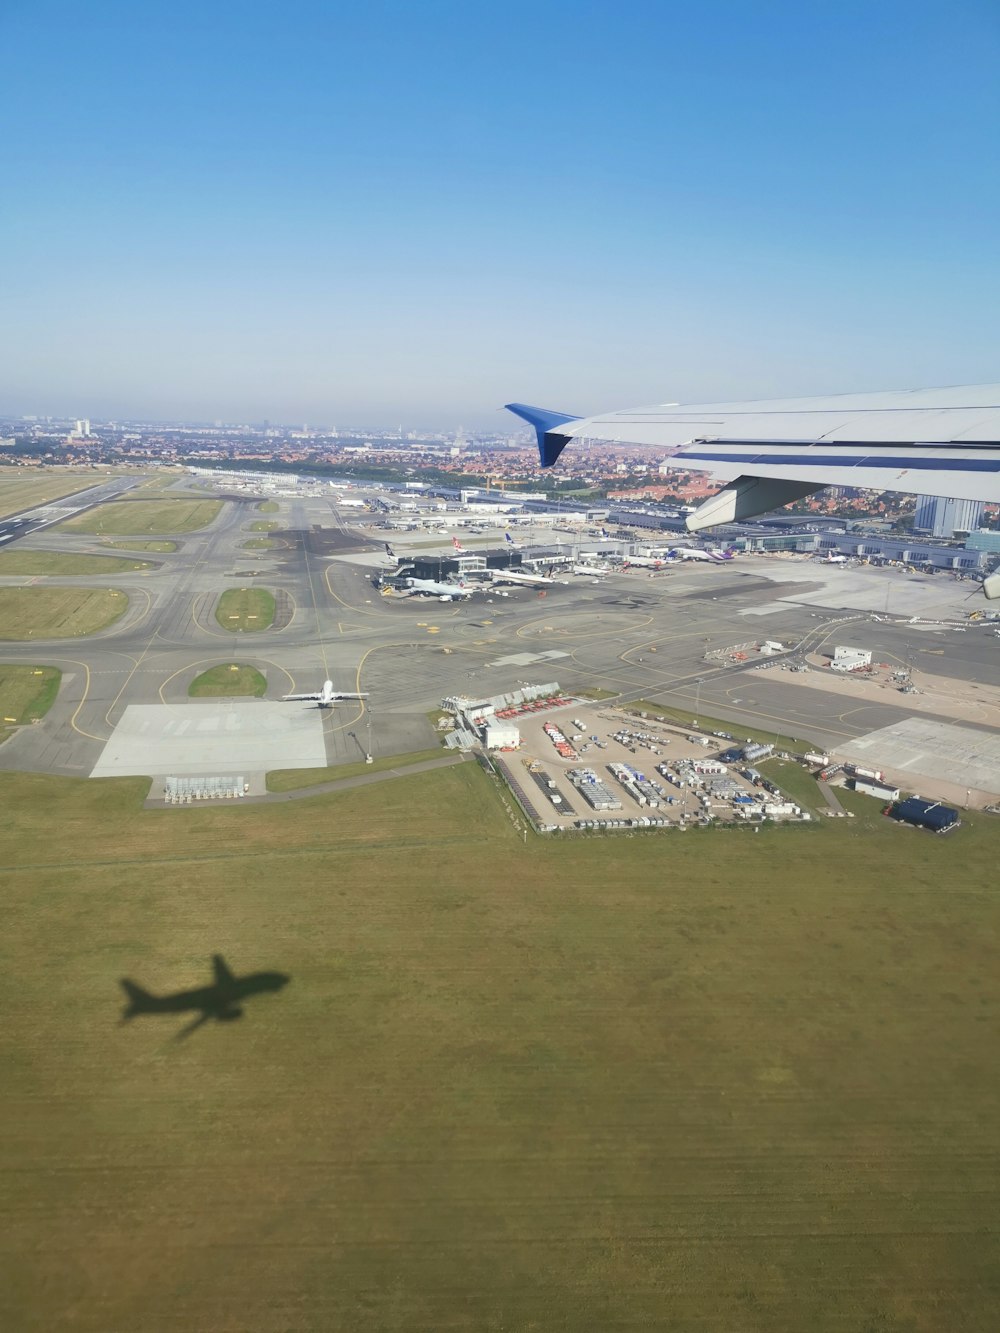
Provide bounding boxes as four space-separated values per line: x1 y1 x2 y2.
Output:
887 798 960 833
483 721 520 750
831 645 873 672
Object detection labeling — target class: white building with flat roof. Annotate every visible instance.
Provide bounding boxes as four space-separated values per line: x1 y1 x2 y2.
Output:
484 721 520 750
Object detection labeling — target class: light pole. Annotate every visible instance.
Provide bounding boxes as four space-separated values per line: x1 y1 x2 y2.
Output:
365 703 373 763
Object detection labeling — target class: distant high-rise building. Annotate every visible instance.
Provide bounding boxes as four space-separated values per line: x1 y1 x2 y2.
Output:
913 495 983 538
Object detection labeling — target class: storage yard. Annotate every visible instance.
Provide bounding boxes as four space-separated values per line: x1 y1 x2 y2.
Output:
494 704 812 832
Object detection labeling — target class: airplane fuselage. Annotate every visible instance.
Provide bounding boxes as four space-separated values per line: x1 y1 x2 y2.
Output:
408 578 473 598
136 972 288 1015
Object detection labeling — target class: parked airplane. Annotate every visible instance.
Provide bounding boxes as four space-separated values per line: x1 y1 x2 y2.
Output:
504 531 519 547
573 564 606 576
407 577 475 600
282 679 369 708
820 552 848 564
452 536 465 552
384 542 397 560
489 568 564 587
666 547 712 562
666 546 735 562
622 554 664 569
120 955 289 1039
507 385 1000 598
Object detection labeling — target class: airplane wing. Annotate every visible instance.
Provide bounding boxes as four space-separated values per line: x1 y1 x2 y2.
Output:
212 954 235 986
506 384 1000 528
281 692 323 701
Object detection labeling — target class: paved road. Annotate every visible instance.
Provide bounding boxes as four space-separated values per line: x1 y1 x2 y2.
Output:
1 474 997 777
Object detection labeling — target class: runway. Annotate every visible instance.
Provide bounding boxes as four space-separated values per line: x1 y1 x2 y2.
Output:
0 474 997 778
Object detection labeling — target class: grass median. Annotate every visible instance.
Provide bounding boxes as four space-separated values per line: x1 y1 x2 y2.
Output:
0 587 129 639
0 469 124 519
188 664 267 697
215 587 276 632
0 551 152 576
106 539 177 553
0 665 60 741
62 499 222 535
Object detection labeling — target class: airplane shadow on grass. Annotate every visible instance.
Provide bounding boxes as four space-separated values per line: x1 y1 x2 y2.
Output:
119 954 290 1040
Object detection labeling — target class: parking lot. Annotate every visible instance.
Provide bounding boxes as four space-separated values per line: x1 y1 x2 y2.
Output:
495 705 812 832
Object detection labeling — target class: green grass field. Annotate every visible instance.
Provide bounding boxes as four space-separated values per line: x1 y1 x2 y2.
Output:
240 537 274 550
62 499 222 535
106 539 178 552
248 519 279 532
0 587 129 639
266 745 444 791
215 587 276 631
0 551 152 576
768 759 826 812
1 764 998 1330
256 500 280 513
0 665 61 741
0 469 123 519
188 664 267 697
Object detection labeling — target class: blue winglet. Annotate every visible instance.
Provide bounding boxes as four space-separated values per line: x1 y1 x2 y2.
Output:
505 402 580 468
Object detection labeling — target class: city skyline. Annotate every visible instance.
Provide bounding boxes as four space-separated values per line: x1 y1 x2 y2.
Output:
3 2 999 427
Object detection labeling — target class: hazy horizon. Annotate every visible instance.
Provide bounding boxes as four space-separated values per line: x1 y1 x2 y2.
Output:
3 1 998 430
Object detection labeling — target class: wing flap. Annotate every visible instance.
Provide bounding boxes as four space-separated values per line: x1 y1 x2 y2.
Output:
687 477 823 530
681 453 1000 506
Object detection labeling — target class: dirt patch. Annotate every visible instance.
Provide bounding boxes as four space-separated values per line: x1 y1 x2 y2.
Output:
272 589 295 630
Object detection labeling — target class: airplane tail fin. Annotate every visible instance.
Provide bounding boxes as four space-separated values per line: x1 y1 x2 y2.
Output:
119 978 155 1019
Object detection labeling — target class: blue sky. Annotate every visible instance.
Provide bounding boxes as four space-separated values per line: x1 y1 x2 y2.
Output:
2 0 998 427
